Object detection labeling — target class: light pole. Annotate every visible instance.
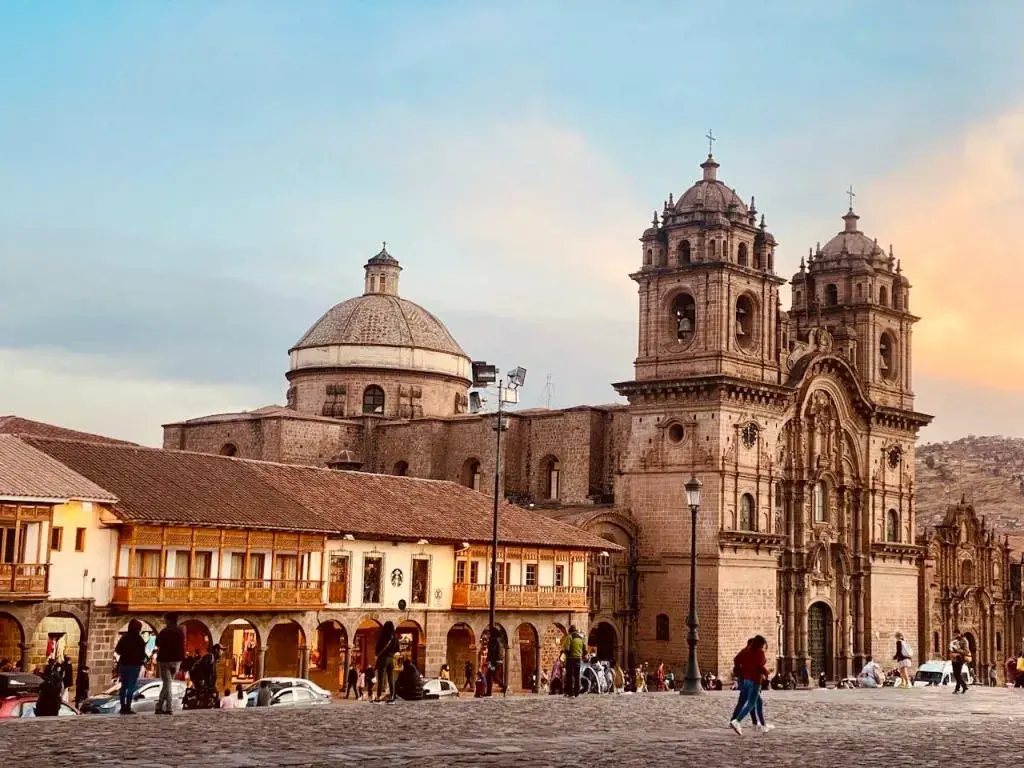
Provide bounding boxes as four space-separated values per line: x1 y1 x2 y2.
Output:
470 362 526 695
681 475 703 695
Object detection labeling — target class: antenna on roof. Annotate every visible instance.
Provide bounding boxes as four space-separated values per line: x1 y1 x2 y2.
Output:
539 374 555 409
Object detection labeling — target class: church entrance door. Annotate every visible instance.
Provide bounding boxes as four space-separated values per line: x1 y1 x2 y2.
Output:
808 601 833 680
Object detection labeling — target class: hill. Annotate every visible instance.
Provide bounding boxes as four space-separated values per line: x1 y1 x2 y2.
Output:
915 436 1024 536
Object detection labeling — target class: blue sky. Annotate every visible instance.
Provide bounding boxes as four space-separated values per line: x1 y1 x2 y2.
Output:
2 1 1023 444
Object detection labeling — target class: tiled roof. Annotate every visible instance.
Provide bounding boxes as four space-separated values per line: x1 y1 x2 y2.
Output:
0 415 134 445
23 438 617 550
291 295 467 357
165 406 353 427
0 436 118 502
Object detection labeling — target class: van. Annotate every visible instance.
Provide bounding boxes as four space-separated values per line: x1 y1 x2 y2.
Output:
911 660 975 688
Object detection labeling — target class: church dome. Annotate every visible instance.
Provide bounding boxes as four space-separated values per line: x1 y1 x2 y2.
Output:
674 156 749 216
291 294 467 357
817 209 887 265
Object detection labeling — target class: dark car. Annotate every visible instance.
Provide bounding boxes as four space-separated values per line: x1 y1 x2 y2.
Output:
79 678 187 715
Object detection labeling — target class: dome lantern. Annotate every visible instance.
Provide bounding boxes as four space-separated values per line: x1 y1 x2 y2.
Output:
364 241 402 297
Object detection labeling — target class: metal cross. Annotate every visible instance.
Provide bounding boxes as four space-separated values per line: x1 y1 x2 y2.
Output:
706 129 716 155
846 185 856 210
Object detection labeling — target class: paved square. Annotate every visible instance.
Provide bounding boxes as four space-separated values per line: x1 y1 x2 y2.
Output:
0 688 1019 767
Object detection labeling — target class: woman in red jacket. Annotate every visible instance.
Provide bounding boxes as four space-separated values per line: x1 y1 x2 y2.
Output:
729 635 769 735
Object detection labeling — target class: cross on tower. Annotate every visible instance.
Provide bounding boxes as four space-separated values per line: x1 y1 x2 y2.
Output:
846 185 856 211
706 129 716 156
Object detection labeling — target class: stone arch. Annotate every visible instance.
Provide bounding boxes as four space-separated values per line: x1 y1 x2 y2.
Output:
310 619 348 693
396 619 425 672
265 619 306 678
362 385 386 415
679 240 692 264
666 289 697 344
879 330 898 381
588 619 618 663
734 292 759 351
514 623 540 691
737 242 749 267
460 457 482 491
807 600 835 680
791 357 874 428
480 624 509 689
886 509 900 542
446 623 476 688
352 616 382 671
961 559 975 585
29 609 88 672
220 443 238 457
218 618 260 682
541 622 567 683
537 454 561 501
0 612 26 669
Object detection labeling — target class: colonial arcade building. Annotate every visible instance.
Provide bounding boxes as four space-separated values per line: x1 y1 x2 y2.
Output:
158 149 1024 681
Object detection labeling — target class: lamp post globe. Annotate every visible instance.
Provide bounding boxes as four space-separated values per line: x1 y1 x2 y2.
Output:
681 475 703 695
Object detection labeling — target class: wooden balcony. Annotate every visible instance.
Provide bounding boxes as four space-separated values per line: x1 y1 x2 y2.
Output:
111 577 324 612
451 583 587 612
0 563 49 600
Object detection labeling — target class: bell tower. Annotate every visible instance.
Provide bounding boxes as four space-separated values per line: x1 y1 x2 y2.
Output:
632 153 786 384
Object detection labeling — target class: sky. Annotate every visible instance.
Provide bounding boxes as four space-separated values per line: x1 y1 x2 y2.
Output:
1 0 1023 446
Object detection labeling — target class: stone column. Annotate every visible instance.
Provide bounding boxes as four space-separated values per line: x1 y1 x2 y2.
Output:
299 647 310 679
18 642 30 673
255 648 266 680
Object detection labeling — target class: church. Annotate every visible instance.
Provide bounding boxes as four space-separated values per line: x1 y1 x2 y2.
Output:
163 149 1019 680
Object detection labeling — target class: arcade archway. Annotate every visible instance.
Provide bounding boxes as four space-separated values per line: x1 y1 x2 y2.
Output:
397 619 425 672
588 621 617 662
516 623 539 691
219 619 259 682
353 618 382 671
808 601 834 680
265 620 306 678
0 613 24 669
311 620 348 693
446 623 476 689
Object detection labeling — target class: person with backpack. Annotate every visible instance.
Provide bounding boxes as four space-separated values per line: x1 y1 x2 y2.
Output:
893 632 913 688
560 625 586 698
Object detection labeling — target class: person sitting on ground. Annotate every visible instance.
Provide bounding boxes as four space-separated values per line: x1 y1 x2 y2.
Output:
235 683 245 706
219 688 235 709
857 656 884 688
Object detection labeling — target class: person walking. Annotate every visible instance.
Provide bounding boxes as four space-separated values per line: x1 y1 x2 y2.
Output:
613 662 625 694
560 625 585 698
729 638 771 732
374 621 399 702
155 613 186 715
59 655 74 703
344 664 359 699
463 660 473 691
729 635 770 736
949 630 970 694
74 664 90 708
114 619 148 715
893 632 913 688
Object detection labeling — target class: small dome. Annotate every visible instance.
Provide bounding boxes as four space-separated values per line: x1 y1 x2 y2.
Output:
817 210 887 264
674 156 749 216
291 294 468 358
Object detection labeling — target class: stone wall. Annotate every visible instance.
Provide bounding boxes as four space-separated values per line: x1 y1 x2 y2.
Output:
869 561 919 662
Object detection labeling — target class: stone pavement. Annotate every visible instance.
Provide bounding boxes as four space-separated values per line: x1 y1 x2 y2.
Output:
1 687 1020 767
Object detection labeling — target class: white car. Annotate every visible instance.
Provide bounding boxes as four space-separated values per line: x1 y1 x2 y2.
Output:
911 660 976 688
422 678 460 698
246 685 331 708
244 677 331 699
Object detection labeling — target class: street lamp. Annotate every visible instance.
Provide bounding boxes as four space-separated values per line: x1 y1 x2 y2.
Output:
681 475 703 695
471 361 526 695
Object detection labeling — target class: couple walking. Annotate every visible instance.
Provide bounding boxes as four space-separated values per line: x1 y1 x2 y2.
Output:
728 635 774 736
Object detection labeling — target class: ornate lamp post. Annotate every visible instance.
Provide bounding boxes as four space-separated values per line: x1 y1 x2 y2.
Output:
680 475 703 695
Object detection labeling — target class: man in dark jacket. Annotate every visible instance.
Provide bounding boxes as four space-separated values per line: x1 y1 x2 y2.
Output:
114 619 148 714
74 664 90 708
344 665 359 699
155 613 185 715
60 655 73 703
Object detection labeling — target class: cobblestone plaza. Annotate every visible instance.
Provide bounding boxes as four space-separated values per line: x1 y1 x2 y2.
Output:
1 688 1019 767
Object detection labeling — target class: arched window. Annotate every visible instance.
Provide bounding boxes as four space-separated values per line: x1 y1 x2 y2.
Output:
997 631 1003 652
739 493 755 531
671 293 696 343
885 509 899 542
879 332 896 380
893 288 901 310
813 481 827 523
461 458 482 491
961 560 974 585
735 295 756 351
644 248 652 266
656 614 670 641
393 461 409 476
738 242 749 267
879 285 888 306
679 240 691 264
795 290 803 306
708 239 717 260
656 248 667 267
826 284 839 307
541 456 561 500
379 275 386 293
220 443 238 457
362 385 386 414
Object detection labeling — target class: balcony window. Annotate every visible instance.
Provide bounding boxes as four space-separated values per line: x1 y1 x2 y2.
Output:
494 562 511 586
456 560 467 584
133 550 161 581
248 553 266 582
174 551 190 579
329 554 349 603
194 552 212 580
470 561 479 584
554 564 565 587
229 552 245 580
274 554 298 582
411 558 429 605
363 555 382 603
525 563 537 587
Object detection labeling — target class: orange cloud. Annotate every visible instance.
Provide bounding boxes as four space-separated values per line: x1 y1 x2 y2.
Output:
872 109 1024 390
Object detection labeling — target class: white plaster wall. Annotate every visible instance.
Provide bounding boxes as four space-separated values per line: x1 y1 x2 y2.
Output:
49 501 118 606
291 345 471 380
324 539 456 611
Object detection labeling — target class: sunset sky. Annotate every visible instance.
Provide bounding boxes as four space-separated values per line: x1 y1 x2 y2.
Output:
1 1 1022 445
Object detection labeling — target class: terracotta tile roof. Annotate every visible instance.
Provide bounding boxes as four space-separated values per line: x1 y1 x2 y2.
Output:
24 437 329 533
23 438 617 550
0 415 134 445
0 436 118 502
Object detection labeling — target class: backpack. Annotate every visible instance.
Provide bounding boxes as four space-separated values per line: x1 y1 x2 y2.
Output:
902 641 913 659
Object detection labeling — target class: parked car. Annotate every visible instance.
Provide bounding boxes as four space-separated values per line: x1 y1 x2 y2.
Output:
245 684 331 708
422 678 459 698
912 660 976 688
79 679 187 715
1 673 79 718
244 677 331 699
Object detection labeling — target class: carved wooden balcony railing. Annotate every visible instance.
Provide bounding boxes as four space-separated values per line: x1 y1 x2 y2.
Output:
111 576 324 612
0 563 49 599
451 582 587 611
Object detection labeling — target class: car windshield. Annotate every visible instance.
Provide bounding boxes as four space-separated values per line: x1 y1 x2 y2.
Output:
914 669 942 683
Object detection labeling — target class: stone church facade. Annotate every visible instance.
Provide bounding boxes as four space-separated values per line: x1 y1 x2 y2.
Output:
165 151 1022 680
